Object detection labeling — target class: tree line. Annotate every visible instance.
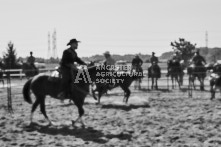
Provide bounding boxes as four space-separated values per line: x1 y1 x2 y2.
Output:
1 39 221 69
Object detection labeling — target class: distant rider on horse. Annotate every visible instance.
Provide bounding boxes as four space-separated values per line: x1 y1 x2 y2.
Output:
131 54 143 74
57 38 87 99
213 60 221 75
148 52 160 78
191 50 206 66
27 51 37 70
166 51 182 77
103 51 116 89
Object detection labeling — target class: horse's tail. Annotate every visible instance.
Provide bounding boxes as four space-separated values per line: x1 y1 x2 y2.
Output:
22 78 33 104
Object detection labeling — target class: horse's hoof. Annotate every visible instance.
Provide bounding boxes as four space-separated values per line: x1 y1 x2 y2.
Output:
29 122 34 126
72 120 76 127
47 121 54 126
96 102 100 105
81 124 86 128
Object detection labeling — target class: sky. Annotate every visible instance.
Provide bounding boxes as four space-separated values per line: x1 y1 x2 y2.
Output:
0 0 221 59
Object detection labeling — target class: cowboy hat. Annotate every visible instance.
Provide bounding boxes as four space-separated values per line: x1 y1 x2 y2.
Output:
67 38 81 46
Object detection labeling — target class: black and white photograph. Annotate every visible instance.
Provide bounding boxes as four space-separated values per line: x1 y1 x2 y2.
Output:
1 0 221 146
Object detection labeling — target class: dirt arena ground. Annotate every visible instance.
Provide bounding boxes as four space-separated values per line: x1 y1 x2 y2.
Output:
1 77 221 147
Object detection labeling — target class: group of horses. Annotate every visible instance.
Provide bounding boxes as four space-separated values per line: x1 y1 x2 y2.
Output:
20 60 221 127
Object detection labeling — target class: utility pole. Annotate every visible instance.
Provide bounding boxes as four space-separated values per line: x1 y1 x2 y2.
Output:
205 31 208 49
47 32 51 60
52 29 57 59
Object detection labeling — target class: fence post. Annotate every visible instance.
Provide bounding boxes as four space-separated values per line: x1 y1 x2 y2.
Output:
188 75 192 98
6 71 13 113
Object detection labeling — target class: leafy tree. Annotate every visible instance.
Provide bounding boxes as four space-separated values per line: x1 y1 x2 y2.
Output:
3 41 20 69
170 38 196 66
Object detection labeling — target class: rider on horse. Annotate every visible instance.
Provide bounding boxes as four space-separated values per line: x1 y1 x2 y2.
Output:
57 38 87 99
212 60 221 75
166 51 182 77
191 50 206 67
131 54 143 74
103 51 116 89
27 51 37 70
148 52 160 78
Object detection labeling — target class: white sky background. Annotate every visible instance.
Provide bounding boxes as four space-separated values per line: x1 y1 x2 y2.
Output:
0 0 221 58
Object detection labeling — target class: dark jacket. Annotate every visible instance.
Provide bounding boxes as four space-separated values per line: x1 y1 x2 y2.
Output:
60 48 86 68
132 58 143 66
150 56 159 64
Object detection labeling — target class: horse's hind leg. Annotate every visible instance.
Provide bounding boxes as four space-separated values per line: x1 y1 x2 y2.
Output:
30 98 41 124
39 96 52 125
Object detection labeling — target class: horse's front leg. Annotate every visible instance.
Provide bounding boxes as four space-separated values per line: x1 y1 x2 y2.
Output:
155 78 158 90
151 78 154 89
201 78 205 91
176 75 181 89
72 101 85 128
191 77 196 90
122 87 131 104
198 77 204 91
210 85 216 100
171 77 174 89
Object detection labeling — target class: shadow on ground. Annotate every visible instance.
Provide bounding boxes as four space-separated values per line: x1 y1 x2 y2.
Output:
101 103 150 111
23 122 132 144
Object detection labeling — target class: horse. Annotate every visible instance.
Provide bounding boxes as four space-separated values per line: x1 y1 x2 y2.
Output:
167 59 183 89
22 62 39 79
22 65 98 126
207 63 221 100
187 61 207 91
209 73 221 100
148 62 161 90
131 65 143 90
92 69 143 104
212 63 221 75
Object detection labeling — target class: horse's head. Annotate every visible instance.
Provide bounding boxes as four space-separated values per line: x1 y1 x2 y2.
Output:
213 64 221 74
205 63 214 71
